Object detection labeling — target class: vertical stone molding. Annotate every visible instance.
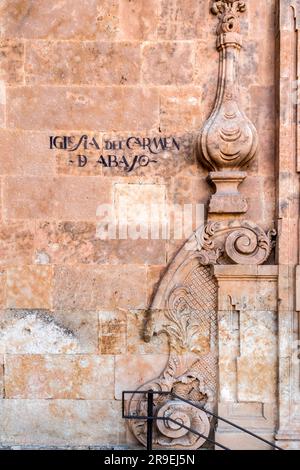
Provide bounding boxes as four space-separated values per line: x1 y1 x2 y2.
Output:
197 0 258 214
213 265 278 449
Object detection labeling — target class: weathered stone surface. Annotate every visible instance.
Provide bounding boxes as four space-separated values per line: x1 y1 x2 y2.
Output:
0 356 3 397
25 41 141 85
142 42 194 85
0 222 34 266
99 311 126 355
5 355 114 399
0 310 98 354
0 0 103 40
94 239 167 265
159 87 203 132
0 271 6 309
237 356 277 402
35 221 167 266
158 0 212 39
0 39 24 84
126 310 169 355
194 38 219 118
7 266 53 309
54 265 148 310
115 354 168 399
0 81 6 128
35 222 95 265
3 177 56 220
7 87 159 131
0 399 124 446
118 0 159 40
0 131 56 176
112 182 168 244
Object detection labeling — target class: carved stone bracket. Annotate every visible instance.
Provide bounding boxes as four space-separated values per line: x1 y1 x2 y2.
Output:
194 220 276 266
197 0 258 213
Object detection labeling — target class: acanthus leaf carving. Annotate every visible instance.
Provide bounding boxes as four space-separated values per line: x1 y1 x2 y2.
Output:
194 220 276 266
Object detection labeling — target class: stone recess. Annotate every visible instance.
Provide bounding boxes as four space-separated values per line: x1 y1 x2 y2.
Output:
0 0 280 450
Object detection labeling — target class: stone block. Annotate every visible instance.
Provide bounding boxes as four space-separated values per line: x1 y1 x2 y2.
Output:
99 311 126 355
113 182 167 239
93 239 167 265
0 309 98 354
115 354 168 399
159 86 203 132
0 356 3 397
3 177 56 220
0 81 5 129
0 0 103 40
0 222 34 267
142 42 194 85
0 399 124 446
215 431 276 450
7 86 159 131
100 132 197 178
5 355 114 399
0 130 56 176
54 265 148 310
119 0 158 40
25 41 141 85
7 266 53 309
217 402 276 431
237 356 277 402
0 39 24 84
4 177 112 221
0 270 6 308
158 0 213 39
35 222 96 265
126 310 169 355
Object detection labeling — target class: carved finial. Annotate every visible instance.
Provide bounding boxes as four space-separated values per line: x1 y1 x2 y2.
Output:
197 0 257 214
211 0 246 34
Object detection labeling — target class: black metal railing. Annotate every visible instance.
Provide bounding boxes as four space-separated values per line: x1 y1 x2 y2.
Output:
122 390 284 451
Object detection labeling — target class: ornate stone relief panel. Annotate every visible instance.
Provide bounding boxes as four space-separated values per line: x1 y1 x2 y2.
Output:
128 221 276 449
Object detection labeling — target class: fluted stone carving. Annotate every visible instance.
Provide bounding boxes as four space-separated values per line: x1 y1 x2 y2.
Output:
197 0 258 213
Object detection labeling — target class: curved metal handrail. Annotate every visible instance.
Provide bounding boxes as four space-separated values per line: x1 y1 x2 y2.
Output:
122 390 284 451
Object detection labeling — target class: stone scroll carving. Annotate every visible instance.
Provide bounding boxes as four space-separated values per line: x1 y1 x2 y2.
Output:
128 263 218 450
193 220 276 266
127 220 276 450
197 0 258 213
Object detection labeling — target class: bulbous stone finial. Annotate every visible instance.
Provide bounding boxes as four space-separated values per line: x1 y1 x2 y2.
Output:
197 0 258 214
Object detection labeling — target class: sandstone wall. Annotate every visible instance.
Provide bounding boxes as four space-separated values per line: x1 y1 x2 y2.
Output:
0 0 276 447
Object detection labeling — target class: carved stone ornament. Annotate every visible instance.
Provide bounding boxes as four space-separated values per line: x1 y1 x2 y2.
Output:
197 0 258 214
127 220 276 449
